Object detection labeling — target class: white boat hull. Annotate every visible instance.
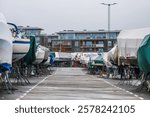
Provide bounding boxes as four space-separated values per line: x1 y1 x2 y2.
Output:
12 38 30 62
44 56 50 65
0 13 12 70
33 45 46 64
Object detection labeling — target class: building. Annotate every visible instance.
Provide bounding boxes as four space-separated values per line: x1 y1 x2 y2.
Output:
50 30 120 52
18 26 43 44
47 34 59 50
39 34 48 47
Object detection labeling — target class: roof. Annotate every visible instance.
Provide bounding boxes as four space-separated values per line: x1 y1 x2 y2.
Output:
57 30 120 34
22 26 43 30
48 34 59 37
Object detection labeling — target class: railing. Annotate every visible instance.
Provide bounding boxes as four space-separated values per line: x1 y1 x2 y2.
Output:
81 44 104 48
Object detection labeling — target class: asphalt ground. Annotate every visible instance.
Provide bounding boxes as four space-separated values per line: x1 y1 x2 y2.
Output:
0 67 150 100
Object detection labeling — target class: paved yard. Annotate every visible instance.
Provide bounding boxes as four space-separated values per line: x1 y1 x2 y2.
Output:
0 67 144 100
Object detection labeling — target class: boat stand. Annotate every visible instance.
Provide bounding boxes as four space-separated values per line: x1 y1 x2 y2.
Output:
0 71 13 94
13 65 30 85
136 73 149 92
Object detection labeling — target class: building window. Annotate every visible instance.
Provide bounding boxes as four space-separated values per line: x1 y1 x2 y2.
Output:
108 41 112 47
109 33 117 39
75 41 79 47
106 32 118 39
85 41 92 47
96 33 106 39
63 41 71 46
85 48 92 52
76 34 87 39
61 34 75 39
96 41 104 47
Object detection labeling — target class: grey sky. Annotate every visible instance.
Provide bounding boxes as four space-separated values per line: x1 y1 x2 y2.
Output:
0 0 150 34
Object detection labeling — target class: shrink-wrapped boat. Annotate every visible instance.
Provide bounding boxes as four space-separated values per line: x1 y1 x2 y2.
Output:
117 27 150 65
137 34 150 74
0 13 12 71
22 36 36 65
33 45 49 64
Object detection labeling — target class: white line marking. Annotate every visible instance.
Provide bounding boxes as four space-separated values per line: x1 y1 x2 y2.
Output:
16 68 57 100
90 75 144 100
54 68 58 75
134 95 138 97
16 75 50 100
129 92 133 95
139 97 144 100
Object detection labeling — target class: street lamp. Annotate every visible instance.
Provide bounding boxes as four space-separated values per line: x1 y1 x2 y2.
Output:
101 3 117 39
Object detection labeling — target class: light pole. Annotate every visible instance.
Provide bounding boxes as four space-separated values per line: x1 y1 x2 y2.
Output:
101 3 117 39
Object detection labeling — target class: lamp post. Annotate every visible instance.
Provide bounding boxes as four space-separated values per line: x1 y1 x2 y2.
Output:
101 3 117 39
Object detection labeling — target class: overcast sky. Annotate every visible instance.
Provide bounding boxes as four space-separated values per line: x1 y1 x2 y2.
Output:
0 0 150 34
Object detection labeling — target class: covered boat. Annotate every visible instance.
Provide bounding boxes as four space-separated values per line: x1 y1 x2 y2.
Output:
102 52 112 67
41 47 49 64
137 34 150 74
12 38 30 62
0 13 12 71
80 53 98 65
6 22 31 63
102 45 118 66
44 56 50 65
44 53 55 65
94 54 103 64
33 45 48 64
22 36 36 65
71 52 81 61
117 27 150 65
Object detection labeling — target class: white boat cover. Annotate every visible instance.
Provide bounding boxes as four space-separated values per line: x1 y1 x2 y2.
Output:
107 45 118 63
0 13 13 68
80 53 98 65
102 45 118 67
71 52 82 61
54 52 71 61
71 52 78 60
117 27 150 59
58 52 71 59
102 52 113 67
44 56 50 65
54 52 60 60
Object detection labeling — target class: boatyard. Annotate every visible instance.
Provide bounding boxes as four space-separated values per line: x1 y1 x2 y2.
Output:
1 14 150 100
0 67 150 100
1 0 150 101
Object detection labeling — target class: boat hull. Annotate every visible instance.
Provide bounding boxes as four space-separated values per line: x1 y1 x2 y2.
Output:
12 38 30 62
44 56 50 65
33 45 48 64
0 13 12 70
